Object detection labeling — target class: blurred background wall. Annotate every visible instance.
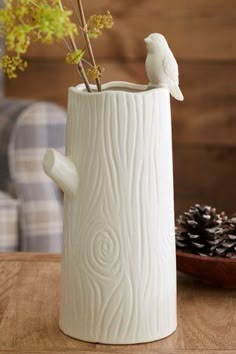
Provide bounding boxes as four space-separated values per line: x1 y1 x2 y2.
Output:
5 0 236 216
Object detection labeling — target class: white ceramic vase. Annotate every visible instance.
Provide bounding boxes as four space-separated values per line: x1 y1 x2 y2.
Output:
43 81 177 344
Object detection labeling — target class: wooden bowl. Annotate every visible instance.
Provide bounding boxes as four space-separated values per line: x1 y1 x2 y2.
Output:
176 250 236 288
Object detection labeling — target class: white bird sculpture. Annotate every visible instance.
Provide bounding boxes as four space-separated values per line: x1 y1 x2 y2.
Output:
145 33 184 101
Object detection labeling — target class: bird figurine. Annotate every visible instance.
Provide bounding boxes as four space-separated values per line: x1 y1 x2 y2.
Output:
144 33 184 101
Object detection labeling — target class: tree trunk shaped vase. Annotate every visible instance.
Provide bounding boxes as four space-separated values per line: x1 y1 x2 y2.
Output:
43 82 177 344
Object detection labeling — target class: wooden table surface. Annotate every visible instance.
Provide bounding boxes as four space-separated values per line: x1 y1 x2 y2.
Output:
0 253 235 354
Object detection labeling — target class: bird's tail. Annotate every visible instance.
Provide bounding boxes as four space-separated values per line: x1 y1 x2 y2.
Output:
169 85 184 101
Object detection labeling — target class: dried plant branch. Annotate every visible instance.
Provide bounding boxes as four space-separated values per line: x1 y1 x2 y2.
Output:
62 37 73 52
59 0 91 92
77 62 91 92
81 58 94 68
0 0 113 92
69 0 82 26
67 34 91 92
76 0 101 92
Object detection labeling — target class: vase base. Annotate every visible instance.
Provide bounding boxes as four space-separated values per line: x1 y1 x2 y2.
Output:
59 323 177 345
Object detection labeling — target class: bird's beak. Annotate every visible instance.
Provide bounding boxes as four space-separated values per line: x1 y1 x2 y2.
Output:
144 37 151 44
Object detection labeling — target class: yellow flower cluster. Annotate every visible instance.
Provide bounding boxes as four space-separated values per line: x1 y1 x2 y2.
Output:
87 11 113 39
0 0 114 88
87 65 104 80
0 55 27 78
0 0 77 77
65 49 84 64
33 4 77 44
5 24 31 53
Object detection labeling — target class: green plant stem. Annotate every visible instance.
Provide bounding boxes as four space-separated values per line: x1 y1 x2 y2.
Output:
69 0 82 26
81 58 94 68
77 0 101 92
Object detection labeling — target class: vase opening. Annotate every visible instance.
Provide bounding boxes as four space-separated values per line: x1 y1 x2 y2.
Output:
71 81 168 95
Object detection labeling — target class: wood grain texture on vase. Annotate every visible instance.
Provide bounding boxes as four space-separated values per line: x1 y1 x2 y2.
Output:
43 84 177 344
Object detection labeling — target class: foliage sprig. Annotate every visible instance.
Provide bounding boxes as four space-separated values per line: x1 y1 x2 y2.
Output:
87 65 104 80
0 0 114 92
88 11 113 39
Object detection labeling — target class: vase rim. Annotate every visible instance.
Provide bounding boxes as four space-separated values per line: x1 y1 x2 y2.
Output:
69 81 168 95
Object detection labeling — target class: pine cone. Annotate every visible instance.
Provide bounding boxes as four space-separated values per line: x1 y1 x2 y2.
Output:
215 217 236 259
176 204 228 256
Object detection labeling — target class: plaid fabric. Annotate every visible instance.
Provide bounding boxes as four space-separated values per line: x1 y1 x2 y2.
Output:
0 99 31 195
0 100 66 252
9 101 66 252
0 191 19 251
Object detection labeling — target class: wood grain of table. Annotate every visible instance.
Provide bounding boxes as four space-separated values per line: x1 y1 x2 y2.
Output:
0 253 235 353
